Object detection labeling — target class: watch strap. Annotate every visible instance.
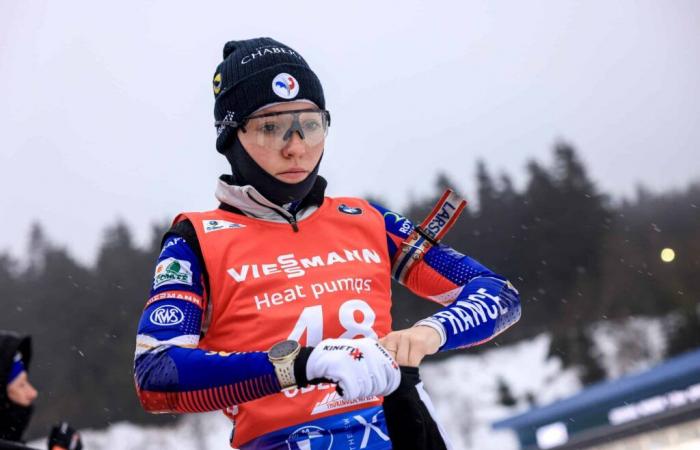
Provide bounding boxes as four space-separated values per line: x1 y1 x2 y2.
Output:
273 360 297 389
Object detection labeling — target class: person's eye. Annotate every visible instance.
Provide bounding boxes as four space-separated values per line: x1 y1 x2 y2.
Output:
260 122 279 133
258 122 282 135
302 120 322 132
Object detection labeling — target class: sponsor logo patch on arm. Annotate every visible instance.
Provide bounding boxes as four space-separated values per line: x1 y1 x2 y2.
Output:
153 258 193 289
150 235 204 297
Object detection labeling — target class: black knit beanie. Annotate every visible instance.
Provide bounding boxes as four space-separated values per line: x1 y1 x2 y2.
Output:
213 37 325 152
212 38 327 207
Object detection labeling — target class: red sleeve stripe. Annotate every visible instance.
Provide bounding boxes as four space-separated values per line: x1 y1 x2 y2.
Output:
404 261 459 299
137 374 279 413
182 390 196 411
234 380 246 403
145 290 204 309
196 389 207 410
241 379 253 402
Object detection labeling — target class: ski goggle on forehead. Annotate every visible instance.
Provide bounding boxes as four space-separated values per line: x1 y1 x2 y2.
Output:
216 108 331 152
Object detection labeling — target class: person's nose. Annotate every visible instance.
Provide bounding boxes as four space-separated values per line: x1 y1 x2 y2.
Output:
27 382 38 402
281 131 307 158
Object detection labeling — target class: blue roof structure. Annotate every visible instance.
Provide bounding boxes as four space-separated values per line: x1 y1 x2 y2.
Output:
492 349 700 430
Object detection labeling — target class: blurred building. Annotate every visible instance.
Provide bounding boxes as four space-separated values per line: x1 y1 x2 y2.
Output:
492 348 700 450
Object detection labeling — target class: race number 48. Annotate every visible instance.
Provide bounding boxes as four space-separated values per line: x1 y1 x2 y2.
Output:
287 299 377 346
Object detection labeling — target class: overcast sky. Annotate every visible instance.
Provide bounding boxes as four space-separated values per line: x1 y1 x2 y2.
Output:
1 0 698 264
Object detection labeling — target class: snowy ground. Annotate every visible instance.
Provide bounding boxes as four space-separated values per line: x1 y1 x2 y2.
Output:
28 414 233 450
590 316 667 379
421 334 581 450
28 320 667 450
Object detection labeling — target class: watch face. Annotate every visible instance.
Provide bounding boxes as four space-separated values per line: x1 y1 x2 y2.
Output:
269 340 299 359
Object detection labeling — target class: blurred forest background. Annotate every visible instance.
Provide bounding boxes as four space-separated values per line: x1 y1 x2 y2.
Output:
1 142 699 438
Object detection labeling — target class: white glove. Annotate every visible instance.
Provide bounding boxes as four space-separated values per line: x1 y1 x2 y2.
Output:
306 337 401 400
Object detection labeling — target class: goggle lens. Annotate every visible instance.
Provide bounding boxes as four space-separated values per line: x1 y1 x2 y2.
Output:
239 109 330 152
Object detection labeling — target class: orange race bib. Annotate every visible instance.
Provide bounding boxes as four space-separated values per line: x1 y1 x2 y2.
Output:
177 197 393 447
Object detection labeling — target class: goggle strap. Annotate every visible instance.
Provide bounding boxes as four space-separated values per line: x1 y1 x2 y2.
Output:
214 109 331 130
214 120 240 127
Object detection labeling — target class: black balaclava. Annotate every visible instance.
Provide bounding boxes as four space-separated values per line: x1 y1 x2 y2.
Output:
212 37 326 207
0 403 34 442
224 136 322 207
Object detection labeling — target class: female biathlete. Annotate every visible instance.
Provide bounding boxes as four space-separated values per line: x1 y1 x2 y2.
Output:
133 37 521 450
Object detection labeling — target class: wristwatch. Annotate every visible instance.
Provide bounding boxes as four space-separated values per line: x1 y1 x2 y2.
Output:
268 339 301 388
